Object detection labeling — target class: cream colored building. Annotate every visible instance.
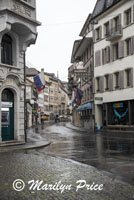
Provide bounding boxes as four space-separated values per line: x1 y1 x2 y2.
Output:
92 0 134 130
0 0 40 143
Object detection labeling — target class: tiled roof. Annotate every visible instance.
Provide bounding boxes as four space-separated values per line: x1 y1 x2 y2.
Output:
26 67 39 76
91 0 122 19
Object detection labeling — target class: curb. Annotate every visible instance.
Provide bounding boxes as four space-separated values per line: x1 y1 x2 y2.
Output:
0 141 51 153
65 123 88 132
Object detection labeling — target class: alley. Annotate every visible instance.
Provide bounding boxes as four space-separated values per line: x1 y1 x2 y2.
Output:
28 122 134 185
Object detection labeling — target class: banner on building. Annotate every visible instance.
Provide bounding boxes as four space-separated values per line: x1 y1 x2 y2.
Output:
34 72 45 93
72 88 83 106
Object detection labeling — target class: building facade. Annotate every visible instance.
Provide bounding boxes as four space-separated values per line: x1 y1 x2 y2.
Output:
69 14 94 130
92 0 134 130
0 0 40 143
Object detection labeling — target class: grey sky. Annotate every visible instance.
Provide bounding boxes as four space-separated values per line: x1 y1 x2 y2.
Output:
26 0 96 81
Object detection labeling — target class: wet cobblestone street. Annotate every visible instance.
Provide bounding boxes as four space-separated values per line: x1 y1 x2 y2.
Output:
0 151 134 200
0 122 134 199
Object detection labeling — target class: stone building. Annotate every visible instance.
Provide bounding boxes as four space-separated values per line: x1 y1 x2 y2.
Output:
69 14 94 130
0 0 40 143
92 0 134 130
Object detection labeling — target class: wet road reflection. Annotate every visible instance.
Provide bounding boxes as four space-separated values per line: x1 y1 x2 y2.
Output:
31 122 134 185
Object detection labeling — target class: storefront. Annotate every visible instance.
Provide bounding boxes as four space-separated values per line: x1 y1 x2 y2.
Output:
103 100 134 127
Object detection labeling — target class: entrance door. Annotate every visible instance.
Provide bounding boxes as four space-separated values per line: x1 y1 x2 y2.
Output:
1 89 14 141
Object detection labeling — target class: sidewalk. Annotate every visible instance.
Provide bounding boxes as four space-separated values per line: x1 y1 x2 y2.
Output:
0 126 51 152
66 122 88 132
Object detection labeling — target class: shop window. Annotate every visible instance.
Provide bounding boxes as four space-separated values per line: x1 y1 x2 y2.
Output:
1 34 12 65
107 102 129 125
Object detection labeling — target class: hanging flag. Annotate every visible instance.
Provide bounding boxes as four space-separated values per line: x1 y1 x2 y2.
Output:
72 89 77 105
34 72 45 92
73 88 83 105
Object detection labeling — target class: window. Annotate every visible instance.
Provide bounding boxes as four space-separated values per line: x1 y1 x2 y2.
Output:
125 38 131 56
114 16 119 32
96 77 100 92
115 72 119 89
104 22 109 37
125 8 131 26
96 27 101 41
125 69 131 87
1 34 12 65
105 75 109 90
113 43 119 60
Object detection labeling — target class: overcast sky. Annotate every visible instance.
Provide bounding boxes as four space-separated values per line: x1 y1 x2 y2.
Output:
26 0 96 81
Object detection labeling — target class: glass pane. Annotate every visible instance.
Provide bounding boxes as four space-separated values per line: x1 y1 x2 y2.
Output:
2 111 9 125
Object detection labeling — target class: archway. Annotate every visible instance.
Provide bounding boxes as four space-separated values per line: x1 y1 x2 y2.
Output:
1 89 14 141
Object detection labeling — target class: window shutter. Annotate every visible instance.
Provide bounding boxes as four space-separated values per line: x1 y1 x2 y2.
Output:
108 74 113 91
118 40 124 58
109 19 113 35
106 46 110 63
119 71 124 89
130 36 134 55
100 76 104 92
102 49 104 65
99 26 102 39
93 30 95 43
118 13 121 26
110 45 113 61
130 68 133 87
95 51 101 67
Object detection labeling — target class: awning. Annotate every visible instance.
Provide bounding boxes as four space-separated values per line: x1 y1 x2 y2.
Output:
77 103 92 111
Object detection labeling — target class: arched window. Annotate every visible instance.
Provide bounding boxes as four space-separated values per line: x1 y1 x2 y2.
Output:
2 89 14 102
1 34 12 65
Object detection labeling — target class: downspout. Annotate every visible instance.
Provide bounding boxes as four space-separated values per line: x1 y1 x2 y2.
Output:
23 51 27 142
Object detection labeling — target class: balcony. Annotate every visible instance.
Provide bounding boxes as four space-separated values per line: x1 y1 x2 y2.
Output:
106 25 122 41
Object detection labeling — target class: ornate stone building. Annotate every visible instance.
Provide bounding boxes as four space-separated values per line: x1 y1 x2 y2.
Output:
0 0 40 143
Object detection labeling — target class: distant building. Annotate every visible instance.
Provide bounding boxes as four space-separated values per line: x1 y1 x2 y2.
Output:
0 0 40 143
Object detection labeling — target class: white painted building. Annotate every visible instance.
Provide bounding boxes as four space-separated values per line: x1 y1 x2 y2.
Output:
0 0 40 143
92 0 134 130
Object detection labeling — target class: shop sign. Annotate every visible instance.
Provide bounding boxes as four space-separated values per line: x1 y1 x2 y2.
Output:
74 69 86 73
95 97 103 101
2 102 13 108
113 103 123 108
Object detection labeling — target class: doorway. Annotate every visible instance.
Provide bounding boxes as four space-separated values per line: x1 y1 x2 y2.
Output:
1 89 14 141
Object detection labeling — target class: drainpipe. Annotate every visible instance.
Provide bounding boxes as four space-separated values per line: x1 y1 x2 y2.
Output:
23 51 27 143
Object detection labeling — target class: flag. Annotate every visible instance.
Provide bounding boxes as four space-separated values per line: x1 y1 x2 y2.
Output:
72 89 77 106
34 72 45 92
72 88 83 105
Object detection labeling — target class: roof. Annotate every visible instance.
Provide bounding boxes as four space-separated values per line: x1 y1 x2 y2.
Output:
74 37 92 58
26 67 39 76
91 0 122 20
71 40 82 63
79 13 92 37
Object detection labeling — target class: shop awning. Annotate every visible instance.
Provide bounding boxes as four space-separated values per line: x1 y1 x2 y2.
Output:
77 103 92 111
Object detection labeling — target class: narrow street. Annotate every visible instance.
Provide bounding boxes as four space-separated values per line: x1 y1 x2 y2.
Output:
29 122 134 185
0 122 134 200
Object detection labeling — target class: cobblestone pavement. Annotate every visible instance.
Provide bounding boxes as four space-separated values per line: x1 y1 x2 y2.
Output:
0 151 134 200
